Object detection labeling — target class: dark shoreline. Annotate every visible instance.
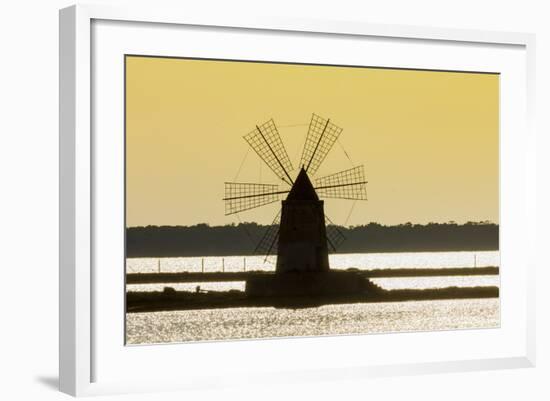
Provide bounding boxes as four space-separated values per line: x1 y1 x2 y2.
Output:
127 266 499 284
126 286 499 313
127 223 499 258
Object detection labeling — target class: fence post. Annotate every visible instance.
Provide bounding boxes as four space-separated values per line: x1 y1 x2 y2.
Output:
201 258 204 273
158 259 161 273
222 258 225 272
474 253 477 268
244 257 246 272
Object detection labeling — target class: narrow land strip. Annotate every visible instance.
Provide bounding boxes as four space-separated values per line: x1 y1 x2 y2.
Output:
127 266 499 284
126 286 499 313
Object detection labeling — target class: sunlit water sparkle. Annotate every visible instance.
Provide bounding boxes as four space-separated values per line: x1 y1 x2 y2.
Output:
127 251 499 273
127 275 499 293
126 299 500 344
126 251 500 344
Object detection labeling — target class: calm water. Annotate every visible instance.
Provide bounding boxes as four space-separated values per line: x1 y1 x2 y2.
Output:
127 250 499 273
127 275 499 293
126 251 500 344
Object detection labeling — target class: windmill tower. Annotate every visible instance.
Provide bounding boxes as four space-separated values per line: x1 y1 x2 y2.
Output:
223 114 369 297
276 167 330 274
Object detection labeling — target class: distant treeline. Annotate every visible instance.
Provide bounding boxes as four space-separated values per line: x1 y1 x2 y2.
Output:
126 222 498 257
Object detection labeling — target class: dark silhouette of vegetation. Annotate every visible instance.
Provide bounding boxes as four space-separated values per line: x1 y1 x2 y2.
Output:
126 221 498 258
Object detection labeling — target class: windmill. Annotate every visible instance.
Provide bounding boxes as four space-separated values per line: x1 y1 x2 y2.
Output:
223 114 368 282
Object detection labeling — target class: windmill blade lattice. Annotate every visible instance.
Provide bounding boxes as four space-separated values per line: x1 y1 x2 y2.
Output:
224 182 286 215
315 165 368 201
325 214 347 252
243 119 294 185
300 114 343 176
254 210 281 264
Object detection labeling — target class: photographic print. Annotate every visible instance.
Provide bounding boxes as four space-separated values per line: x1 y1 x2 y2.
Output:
125 56 499 345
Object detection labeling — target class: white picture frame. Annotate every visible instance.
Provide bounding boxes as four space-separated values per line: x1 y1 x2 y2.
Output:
59 4 536 397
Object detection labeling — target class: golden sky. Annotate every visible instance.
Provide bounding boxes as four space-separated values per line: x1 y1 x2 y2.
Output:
126 56 499 227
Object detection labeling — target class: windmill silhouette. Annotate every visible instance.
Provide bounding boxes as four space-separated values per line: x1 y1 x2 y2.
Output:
224 114 368 282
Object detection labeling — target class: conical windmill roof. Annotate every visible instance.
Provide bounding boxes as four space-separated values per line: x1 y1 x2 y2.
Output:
286 168 319 201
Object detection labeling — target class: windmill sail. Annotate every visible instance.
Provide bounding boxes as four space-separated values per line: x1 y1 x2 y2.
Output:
315 165 368 201
325 214 347 251
223 183 288 215
226 114 368 265
300 114 343 176
243 119 294 185
254 210 281 265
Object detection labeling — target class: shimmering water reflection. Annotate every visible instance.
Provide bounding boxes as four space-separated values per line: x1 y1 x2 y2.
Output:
127 251 499 273
126 251 500 344
126 299 500 344
127 275 499 293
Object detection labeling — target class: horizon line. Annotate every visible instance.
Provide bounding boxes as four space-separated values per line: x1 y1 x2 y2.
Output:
126 220 499 229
